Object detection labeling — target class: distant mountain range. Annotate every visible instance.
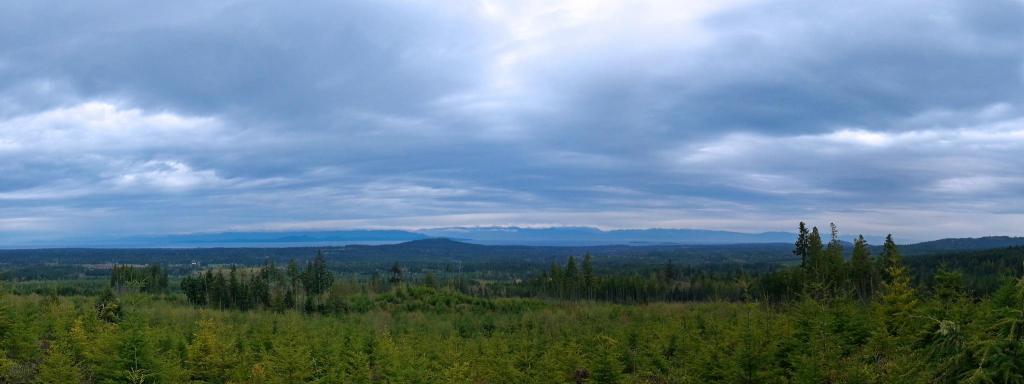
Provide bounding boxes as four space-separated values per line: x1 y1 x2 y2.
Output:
8 226 1024 252
27 226 796 248
128 230 428 245
418 226 796 245
5 236 1024 267
1 230 427 248
4 233 1024 269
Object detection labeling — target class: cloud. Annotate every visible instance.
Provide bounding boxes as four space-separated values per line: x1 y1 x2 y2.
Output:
0 101 223 152
112 161 227 192
0 0 1022 241
667 104 1024 236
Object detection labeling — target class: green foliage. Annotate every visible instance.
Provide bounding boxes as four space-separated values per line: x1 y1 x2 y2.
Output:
186 318 236 383
794 221 810 267
0 277 1021 383
591 338 622 384
110 264 169 293
35 340 84 384
850 235 876 301
96 288 123 323
7 225 1024 382
880 234 903 283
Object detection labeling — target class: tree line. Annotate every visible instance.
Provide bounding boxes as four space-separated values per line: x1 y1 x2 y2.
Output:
180 251 333 312
109 264 168 294
175 222 922 308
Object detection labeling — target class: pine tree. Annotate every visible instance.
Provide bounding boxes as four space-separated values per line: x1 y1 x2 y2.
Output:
287 259 301 293
849 235 875 300
879 234 902 284
824 223 845 288
794 222 810 267
933 266 964 301
878 241 917 339
804 227 826 294
662 260 677 282
550 262 564 298
186 319 236 383
35 340 83 384
583 253 595 299
303 251 334 309
116 319 160 384
95 288 122 323
592 347 622 384
389 262 403 284
229 266 241 308
967 272 1024 382
565 256 580 299
314 251 333 295
423 272 438 289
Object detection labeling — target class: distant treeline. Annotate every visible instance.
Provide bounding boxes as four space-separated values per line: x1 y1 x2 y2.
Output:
109 264 168 294
162 222 1024 309
908 246 1024 295
179 252 333 312
161 223 890 308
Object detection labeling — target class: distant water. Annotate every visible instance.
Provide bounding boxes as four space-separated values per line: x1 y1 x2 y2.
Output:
0 240 405 249
143 240 406 248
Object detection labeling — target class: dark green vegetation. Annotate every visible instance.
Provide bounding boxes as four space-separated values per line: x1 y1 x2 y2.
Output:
2 224 1024 383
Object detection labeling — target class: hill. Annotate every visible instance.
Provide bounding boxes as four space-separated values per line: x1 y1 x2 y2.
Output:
898 236 1024 255
419 226 795 245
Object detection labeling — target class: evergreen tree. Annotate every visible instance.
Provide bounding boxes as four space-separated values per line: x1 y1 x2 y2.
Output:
825 223 845 286
565 256 580 299
794 222 810 267
389 262 404 284
965 273 1024 382
35 341 83 384
423 272 438 289
287 259 301 294
116 319 160 384
550 262 564 298
313 250 333 295
212 271 229 309
933 267 964 301
229 266 241 308
592 346 622 384
566 257 579 281
284 289 296 310
804 227 826 294
662 260 678 282
186 319 236 383
95 288 122 323
878 241 917 339
583 253 595 298
849 235 875 300
880 234 902 284
303 251 334 308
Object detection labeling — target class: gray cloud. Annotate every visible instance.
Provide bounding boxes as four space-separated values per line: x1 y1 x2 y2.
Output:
0 0 1022 242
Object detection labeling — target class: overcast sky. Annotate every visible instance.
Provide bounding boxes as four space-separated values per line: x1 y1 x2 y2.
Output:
1 0 1023 242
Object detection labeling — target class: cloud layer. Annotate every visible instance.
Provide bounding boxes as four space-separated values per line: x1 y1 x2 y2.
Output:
1 0 1022 242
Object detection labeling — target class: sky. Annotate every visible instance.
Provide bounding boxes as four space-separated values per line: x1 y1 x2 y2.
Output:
0 0 1022 243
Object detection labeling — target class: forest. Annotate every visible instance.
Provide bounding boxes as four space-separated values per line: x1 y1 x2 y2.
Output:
2 223 1024 383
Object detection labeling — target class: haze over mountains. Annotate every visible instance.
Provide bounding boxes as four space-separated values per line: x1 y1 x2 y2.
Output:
9 224 1024 254
418 227 798 246
4 235 1024 269
13 226 796 248
12 225 1024 251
